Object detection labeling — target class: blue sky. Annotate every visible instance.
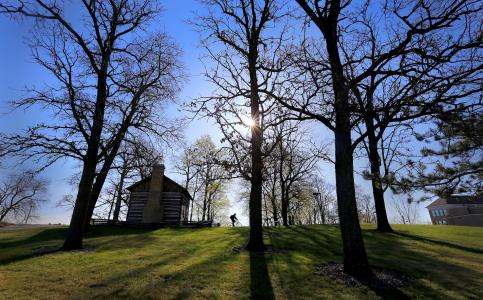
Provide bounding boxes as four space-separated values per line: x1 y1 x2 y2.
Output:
0 0 430 225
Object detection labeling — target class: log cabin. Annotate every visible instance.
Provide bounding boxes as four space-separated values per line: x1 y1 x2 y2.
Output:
126 164 191 225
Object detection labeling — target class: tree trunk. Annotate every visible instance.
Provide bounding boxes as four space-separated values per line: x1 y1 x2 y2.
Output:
201 181 209 221
189 197 194 222
246 44 265 251
62 65 110 250
324 24 371 277
107 188 116 220
271 196 279 226
281 192 289 226
62 159 98 250
84 124 131 229
366 122 393 233
113 166 127 222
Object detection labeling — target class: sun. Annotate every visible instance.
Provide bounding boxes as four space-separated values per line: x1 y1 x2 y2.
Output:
242 117 256 127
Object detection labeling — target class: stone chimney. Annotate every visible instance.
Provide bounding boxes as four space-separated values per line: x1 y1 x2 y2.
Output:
142 164 165 223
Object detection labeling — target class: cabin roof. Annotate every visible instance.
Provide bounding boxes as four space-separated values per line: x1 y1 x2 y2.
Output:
126 175 192 200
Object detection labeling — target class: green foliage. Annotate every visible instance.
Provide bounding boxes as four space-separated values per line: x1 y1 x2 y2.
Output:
1 224 482 299
400 109 482 197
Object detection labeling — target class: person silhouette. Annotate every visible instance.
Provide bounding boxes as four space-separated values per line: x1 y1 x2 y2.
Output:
230 213 238 227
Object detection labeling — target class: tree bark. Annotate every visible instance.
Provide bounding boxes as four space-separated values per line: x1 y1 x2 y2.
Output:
201 180 209 221
62 159 98 250
366 118 393 233
246 43 265 251
112 165 127 222
281 188 289 226
62 32 115 248
62 67 109 250
270 196 279 226
324 23 371 277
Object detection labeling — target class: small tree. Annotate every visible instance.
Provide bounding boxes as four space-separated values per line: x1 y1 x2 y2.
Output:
0 172 47 223
176 135 230 222
392 196 419 225
355 188 376 224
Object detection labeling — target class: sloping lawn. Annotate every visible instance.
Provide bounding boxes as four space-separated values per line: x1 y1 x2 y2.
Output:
0 224 482 299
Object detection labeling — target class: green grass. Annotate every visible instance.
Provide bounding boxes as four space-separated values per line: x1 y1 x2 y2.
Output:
0 224 482 299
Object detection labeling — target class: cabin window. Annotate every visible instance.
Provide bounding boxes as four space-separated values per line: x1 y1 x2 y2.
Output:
432 209 447 217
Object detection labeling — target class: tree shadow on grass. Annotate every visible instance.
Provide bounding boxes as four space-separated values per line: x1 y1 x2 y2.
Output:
391 231 483 255
363 229 483 299
80 229 250 299
0 226 160 266
268 225 482 299
249 251 275 300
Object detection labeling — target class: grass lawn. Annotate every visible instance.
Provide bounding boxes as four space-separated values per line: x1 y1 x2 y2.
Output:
0 224 482 299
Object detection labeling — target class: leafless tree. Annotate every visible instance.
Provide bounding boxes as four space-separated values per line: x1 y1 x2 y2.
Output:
0 0 184 250
347 0 481 232
271 0 482 276
191 0 293 251
311 175 337 225
392 196 419 225
0 172 47 223
273 123 326 226
355 188 376 224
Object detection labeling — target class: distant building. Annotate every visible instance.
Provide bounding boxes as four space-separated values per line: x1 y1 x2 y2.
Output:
426 195 483 227
126 164 192 225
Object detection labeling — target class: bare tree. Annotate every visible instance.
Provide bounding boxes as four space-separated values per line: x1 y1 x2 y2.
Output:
312 175 337 225
348 0 481 232
392 196 419 225
272 0 482 277
0 172 47 223
191 0 292 251
0 1 184 250
355 188 376 224
274 123 324 226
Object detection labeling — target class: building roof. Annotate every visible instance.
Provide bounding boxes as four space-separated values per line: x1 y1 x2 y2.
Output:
126 175 192 200
427 195 483 208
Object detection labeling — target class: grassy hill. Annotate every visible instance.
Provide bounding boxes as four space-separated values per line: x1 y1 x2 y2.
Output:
0 224 482 299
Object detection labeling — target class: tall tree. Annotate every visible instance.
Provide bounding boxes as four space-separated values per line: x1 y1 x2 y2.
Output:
273 0 481 276
0 0 183 250
192 0 290 251
289 0 371 276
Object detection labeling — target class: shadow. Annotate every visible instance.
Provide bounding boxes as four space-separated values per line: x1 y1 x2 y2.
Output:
0 250 58 266
0 226 160 266
2 225 483 299
249 251 275 300
392 231 483 255
362 274 410 300
286 225 343 257
0 227 66 249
